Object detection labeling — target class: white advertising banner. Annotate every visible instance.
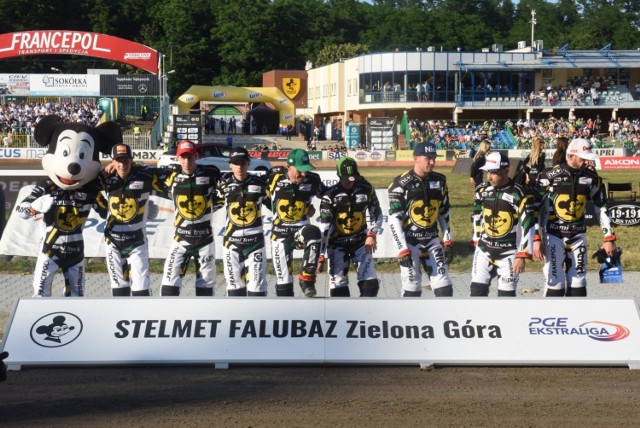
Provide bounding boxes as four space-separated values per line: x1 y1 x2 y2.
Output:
509 148 627 159
0 148 164 160
0 180 399 259
0 73 30 95
3 298 640 368
30 73 100 96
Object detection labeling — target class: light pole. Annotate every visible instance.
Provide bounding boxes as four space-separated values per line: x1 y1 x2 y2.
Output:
158 65 175 149
50 67 62 73
531 10 537 51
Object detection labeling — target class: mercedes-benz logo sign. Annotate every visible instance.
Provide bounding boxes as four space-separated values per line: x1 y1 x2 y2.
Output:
30 312 83 348
138 84 148 93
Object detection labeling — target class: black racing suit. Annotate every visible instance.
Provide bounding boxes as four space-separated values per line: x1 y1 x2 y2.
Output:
319 177 383 297
160 164 221 296
470 179 535 296
265 166 327 296
388 169 453 297
216 172 269 296
97 165 168 296
534 163 615 296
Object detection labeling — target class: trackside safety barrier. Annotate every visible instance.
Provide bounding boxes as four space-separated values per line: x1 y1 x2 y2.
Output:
3 298 640 370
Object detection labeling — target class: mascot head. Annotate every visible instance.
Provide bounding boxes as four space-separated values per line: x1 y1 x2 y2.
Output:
34 115 121 190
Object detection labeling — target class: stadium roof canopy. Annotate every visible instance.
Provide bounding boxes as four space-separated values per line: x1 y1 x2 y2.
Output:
458 46 640 71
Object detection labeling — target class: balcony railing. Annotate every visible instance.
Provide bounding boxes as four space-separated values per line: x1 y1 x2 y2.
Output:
359 90 638 108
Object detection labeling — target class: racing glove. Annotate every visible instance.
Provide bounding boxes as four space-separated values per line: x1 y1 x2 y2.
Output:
398 249 412 268
443 241 454 265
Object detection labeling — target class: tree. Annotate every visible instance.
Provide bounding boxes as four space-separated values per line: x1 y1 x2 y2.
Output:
141 0 219 97
316 43 370 67
0 0 94 73
88 0 148 43
265 0 328 70
569 5 640 49
209 0 276 86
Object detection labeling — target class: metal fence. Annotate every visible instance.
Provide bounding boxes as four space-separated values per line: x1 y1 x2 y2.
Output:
3 130 154 150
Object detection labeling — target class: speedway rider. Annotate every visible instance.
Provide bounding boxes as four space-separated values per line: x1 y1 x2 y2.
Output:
216 147 269 296
265 149 326 297
318 157 383 297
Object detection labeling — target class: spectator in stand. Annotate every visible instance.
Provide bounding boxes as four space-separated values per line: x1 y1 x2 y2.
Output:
632 138 640 156
0 101 102 136
608 119 615 139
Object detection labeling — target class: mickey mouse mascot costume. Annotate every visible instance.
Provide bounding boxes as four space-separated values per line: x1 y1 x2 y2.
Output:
15 115 120 297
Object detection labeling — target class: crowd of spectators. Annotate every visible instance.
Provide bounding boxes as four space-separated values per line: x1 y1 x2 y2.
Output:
406 114 640 153
510 115 640 151
2 99 637 155
322 143 347 154
523 76 626 107
407 118 502 150
0 101 102 138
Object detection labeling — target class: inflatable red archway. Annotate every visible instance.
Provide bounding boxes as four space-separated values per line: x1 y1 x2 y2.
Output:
0 30 159 74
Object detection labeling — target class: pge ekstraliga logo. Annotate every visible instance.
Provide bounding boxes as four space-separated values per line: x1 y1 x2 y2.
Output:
528 317 630 341
30 312 83 348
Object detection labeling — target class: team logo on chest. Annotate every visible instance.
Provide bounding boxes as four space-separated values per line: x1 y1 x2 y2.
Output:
409 199 438 227
482 208 513 237
554 194 587 221
335 211 363 235
229 201 258 226
55 206 84 232
277 199 305 222
109 196 138 222
176 194 207 220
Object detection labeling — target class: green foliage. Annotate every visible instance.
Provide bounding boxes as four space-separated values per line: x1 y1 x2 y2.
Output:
316 43 370 67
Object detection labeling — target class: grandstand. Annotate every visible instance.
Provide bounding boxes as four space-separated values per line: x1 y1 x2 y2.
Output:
0 95 160 150
301 43 640 150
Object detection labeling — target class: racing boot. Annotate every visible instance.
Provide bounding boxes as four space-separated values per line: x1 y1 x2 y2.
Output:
434 284 453 297
112 286 131 297
160 285 180 296
330 286 350 297
470 282 490 297
227 287 247 296
545 288 565 297
276 283 294 297
358 279 379 297
568 287 586 297
299 273 317 297
0 351 8 382
195 287 214 296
